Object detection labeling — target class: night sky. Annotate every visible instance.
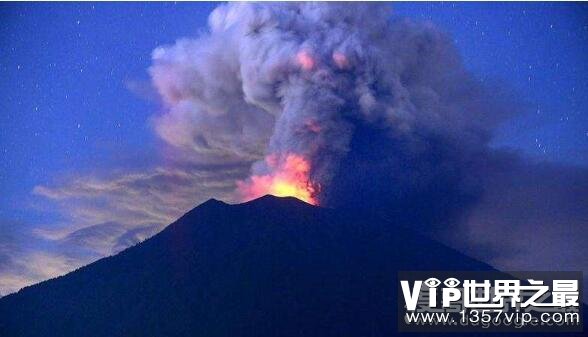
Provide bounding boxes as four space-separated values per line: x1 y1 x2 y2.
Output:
1 2 587 296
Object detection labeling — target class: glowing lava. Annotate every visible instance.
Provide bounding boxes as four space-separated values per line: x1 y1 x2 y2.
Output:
238 154 319 205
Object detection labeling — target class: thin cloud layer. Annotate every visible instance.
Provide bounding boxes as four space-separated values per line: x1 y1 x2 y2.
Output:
0 164 248 295
0 217 78 296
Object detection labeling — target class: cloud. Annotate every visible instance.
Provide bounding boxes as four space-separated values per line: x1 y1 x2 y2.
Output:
0 253 75 297
0 163 249 296
0 217 79 296
31 163 250 243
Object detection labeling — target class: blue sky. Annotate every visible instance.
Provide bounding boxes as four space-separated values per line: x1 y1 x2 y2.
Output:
0 2 587 296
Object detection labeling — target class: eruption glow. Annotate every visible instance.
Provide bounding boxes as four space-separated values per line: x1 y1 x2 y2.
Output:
238 154 319 205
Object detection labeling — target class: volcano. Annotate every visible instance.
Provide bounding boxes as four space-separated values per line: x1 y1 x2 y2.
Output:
0 196 581 336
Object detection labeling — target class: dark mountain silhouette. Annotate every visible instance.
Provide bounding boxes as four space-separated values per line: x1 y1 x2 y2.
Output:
0 196 582 336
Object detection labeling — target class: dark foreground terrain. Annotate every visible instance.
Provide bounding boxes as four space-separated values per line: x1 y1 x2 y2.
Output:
0 196 582 336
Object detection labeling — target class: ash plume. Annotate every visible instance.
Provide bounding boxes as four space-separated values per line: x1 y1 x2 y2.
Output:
3 2 586 300
149 2 514 208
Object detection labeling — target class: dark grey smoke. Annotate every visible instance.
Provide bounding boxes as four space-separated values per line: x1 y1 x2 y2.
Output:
149 2 588 290
150 3 512 193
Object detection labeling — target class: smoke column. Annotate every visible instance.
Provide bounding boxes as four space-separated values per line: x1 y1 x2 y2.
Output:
149 2 513 207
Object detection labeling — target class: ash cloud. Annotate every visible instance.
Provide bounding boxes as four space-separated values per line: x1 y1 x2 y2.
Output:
150 1 588 289
149 2 515 199
0 218 78 297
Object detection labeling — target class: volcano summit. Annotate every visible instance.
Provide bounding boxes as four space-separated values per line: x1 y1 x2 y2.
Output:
2 195 581 337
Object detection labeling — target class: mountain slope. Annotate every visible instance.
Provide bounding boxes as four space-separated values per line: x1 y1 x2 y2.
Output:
0 196 577 336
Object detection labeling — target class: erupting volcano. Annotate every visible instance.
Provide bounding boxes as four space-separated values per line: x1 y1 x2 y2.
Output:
238 154 319 205
148 1 530 238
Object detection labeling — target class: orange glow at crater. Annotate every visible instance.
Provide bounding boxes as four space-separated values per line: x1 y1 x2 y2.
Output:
238 154 319 205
